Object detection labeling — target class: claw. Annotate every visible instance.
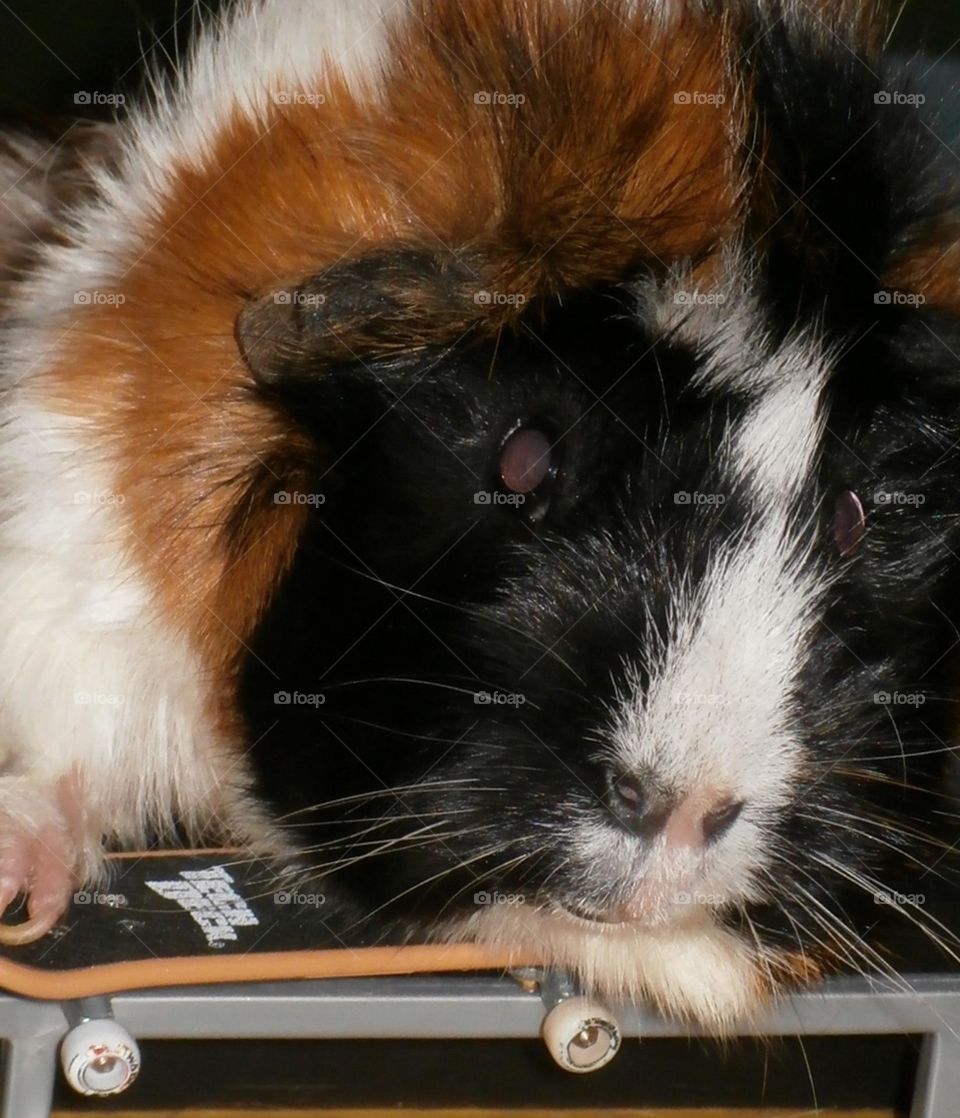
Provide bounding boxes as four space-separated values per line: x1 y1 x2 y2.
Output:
0 909 59 946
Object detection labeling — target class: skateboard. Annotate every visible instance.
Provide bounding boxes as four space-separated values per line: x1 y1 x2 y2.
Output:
5 848 953 1104
0 849 618 1098
0 848 537 1000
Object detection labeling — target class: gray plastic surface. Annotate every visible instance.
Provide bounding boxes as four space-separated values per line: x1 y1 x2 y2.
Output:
0 973 957 1116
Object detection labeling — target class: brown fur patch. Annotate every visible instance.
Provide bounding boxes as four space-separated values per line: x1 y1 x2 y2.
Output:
769 947 825 989
39 0 743 688
885 234 960 313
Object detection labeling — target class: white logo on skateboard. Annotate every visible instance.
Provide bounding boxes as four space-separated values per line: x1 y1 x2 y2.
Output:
145 865 259 947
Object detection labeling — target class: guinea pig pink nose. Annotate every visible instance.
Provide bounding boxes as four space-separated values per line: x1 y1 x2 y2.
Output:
662 793 744 849
700 797 744 843
607 771 743 847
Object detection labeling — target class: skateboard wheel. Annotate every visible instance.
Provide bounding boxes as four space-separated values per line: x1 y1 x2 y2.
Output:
541 996 621 1073
60 1019 141 1096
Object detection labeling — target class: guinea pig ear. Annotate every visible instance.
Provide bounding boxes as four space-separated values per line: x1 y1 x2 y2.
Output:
235 249 484 388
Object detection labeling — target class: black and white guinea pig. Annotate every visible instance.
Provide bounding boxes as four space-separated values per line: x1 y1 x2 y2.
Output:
0 0 959 1028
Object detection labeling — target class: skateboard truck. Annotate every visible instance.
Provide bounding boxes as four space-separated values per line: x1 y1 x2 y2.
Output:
514 968 622 1073
57 971 618 1096
59 997 140 1097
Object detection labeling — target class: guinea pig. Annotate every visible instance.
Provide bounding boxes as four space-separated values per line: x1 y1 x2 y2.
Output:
1 0 959 1029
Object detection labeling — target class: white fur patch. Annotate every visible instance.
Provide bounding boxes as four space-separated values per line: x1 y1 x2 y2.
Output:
612 514 820 796
0 404 253 857
675 253 833 500
455 902 765 1029
731 337 830 500
645 251 765 391
127 0 398 186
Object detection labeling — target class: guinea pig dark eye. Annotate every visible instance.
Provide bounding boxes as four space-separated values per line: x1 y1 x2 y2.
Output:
833 490 865 557
499 427 556 496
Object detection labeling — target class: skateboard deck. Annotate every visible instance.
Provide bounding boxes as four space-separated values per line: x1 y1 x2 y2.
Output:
0 850 535 1000
1 849 952 1003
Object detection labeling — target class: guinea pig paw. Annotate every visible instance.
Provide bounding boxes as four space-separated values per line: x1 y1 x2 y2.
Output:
0 832 74 944
0 786 87 944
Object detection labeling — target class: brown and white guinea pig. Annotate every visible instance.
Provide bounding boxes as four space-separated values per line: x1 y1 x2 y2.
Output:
1 0 959 1028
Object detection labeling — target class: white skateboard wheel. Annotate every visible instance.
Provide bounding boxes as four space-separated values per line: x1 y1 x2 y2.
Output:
60 1018 141 1096
541 996 621 1073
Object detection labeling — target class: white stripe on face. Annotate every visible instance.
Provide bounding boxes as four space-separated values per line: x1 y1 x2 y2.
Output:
612 510 822 796
729 333 830 501
608 311 832 874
